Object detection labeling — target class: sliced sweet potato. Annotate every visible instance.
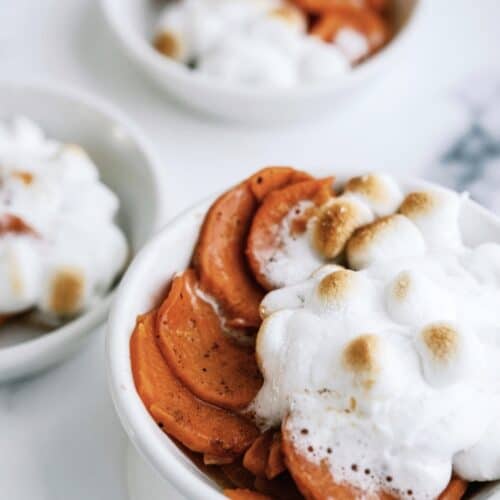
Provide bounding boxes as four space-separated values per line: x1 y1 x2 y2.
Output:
254 473 304 500
246 177 334 290
438 477 468 500
243 430 274 477
224 489 272 500
156 269 262 410
194 168 315 328
0 214 35 236
204 454 236 466
174 439 234 489
311 8 390 55
266 432 286 480
223 460 258 490
130 311 259 458
248 167 312 202
193 181 264 328
282 424 395 500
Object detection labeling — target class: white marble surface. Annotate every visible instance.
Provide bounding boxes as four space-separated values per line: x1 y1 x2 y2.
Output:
1 0 500 499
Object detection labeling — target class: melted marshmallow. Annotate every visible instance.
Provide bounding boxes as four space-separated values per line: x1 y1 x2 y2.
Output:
259 177 391 290
398 188 463 250
260 190 374 289
0 117 128 318
347 214 426 270
252 180 500 499
154 0 352 87
343 173 404 217
259 201 325 289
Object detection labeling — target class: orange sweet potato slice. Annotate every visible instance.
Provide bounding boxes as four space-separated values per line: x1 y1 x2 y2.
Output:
254 473 304 500
438 477 468 500
204 454 236 466
243 430 275 477
266 432 286 480
224 489 272 500
291 0 387 13
194 167 315 328
311 8 390 55
246 177 334 290
223 460 257 490
130 311 259 458
156 269 262 411
282 424 395 500
248 167 312 203
193 181 264 328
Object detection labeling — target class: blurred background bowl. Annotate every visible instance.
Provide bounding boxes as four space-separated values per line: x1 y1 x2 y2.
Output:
101 0 424 123
0 80 168 382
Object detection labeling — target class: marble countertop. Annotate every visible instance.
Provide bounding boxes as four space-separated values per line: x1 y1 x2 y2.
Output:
1 1 500 499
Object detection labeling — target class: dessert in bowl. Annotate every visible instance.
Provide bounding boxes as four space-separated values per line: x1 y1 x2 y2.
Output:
152 0 392 87
108 167 500 499
100 0 423 121
0 80 167 381
0 116 128 326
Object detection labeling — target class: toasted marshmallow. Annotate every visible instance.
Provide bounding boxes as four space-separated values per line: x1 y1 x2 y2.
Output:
347 214 426 270
260 264 345 318
454 419 500 481
342 334 380 391
154 3 194 62
312 197 374 259
415 322 470 387
386 270 456 327
339 333 407 404
40 266 87 316
398 189 462 249
154 30 190 62
309 269 375 315
267 4 307 33
343 173 404 217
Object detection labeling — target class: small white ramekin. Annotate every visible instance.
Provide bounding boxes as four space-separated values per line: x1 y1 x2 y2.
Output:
107 173 500 499
100 0 425 123
0 80 168 382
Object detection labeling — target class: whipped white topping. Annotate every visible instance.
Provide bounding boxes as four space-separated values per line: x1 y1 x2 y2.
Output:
258 201 324 289
252 178 500 498
0 117 128 318
154 0 354 86
335 28 370 63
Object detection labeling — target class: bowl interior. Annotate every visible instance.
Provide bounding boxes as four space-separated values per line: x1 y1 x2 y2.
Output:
108 175 500 500
0 81 165 369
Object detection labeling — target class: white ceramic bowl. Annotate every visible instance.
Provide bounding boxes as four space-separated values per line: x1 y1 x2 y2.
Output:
100 0 425 123
107 173 500 499
0 80 168 382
